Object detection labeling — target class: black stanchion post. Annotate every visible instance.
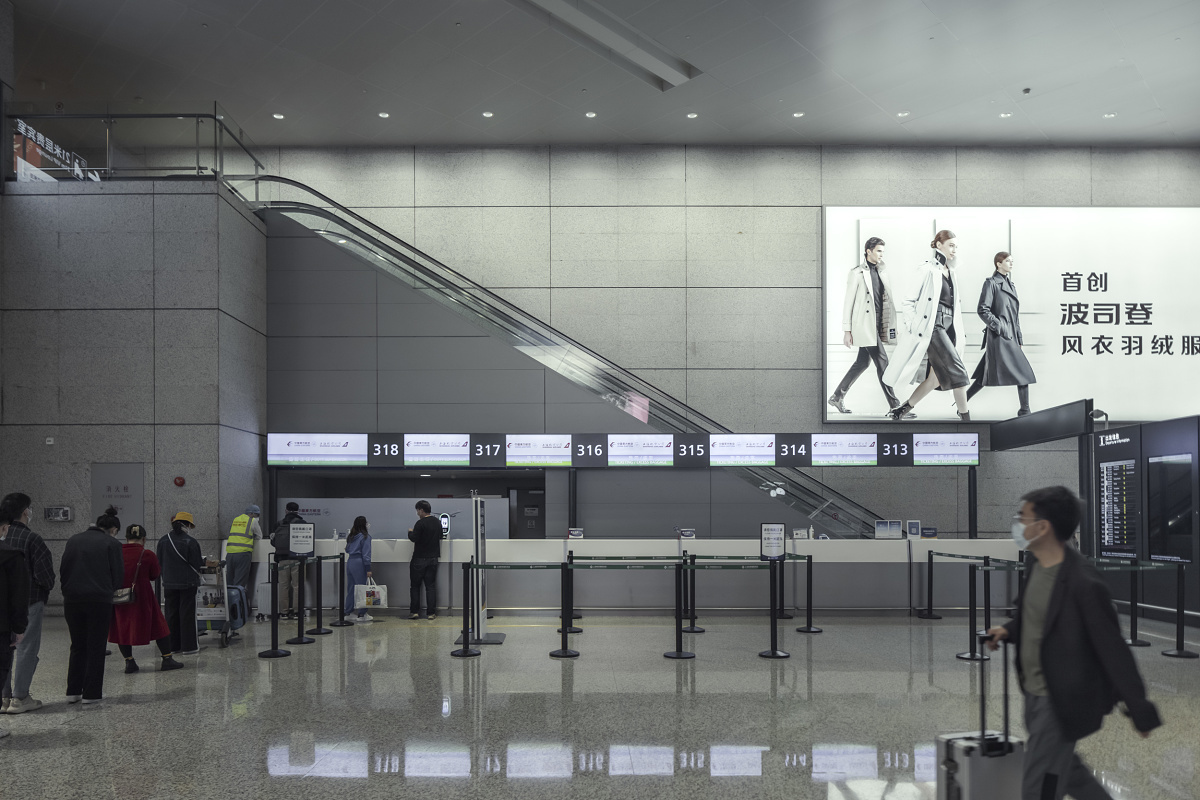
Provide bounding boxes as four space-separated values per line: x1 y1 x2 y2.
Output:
796 555 822 634
977 556 991 637
259 560 290 658
777 553 793 619
550 561 579 659
287 557 315 645
1162 563 1199 659
1126 557 1148 647
760 560 789 659
665 560 695 659
683 553 704 634
559 551 582 633
451 560 481 658
917 551 941 620
307 556 332 636
331 552 353 628
956 563 986 662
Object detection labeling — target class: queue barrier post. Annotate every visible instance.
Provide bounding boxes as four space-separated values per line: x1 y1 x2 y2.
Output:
955 563 987 662
258 559 290 659
759 559 789 659
558 550 582 634
917 550 942 620
795 555 822 634
977 555 991 637
776 553 793 620
330 552 354 628
1126 557 1149 647
286 557 314 645
1162 562 1199 659
550 561 580 659
664 560 695 660
682 553 704 634
306 556 333 636
451 559 481 658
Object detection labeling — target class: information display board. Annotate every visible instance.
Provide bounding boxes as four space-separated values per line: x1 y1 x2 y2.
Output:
268 432 979 468
1095 426 1142 559
1147 453 1194 563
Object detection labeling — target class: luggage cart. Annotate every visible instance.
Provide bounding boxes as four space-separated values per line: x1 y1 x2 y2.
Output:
196 562 247 648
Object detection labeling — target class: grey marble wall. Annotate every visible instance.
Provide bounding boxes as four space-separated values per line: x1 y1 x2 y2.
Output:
0 180 267 604
261 144 1200 537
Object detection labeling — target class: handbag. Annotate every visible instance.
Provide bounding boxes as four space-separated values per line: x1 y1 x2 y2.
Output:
354 577 388 608
112 547 145 605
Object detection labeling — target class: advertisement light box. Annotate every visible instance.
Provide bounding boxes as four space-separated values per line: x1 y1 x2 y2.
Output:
811 434 877 466
506 434 573 467
267 433 369 466
403 434 470 467
606 434 674 466
708 434 775 466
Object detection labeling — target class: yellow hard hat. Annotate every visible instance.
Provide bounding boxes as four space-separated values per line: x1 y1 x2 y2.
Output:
175 511 195 526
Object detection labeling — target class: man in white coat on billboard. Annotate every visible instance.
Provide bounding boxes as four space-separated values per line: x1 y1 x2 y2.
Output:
829 237 912 418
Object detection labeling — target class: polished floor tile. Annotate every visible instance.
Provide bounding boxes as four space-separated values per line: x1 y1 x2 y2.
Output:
2 611 1198 799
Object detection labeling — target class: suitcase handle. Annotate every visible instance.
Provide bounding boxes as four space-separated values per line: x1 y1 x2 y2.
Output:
977 633 1012 757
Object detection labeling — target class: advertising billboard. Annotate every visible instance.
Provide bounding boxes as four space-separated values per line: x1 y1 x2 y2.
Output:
825 207 1200 422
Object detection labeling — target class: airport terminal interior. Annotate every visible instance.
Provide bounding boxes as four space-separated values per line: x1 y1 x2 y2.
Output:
2 1 1200 798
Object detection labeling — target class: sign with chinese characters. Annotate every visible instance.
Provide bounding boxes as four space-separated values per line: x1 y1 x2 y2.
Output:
825 207 1200 422
13 119 100 181
90 463 145 526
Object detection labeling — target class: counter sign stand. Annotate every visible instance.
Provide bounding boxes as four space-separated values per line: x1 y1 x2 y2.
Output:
759 523 789 659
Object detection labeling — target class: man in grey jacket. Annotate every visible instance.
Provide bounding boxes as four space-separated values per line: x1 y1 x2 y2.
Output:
0 493 54 714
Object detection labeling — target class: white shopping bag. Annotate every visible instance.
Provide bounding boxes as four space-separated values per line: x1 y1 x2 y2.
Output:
354 578 387 608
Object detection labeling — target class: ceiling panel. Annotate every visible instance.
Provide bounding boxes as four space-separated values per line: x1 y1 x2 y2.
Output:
9 0 1200 146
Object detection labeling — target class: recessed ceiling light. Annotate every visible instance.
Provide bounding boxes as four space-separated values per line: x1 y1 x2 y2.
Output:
585 111 596 118
420 474 431 477
896 111 910 118
1103 112 1117 119
792 112 805 118
482 111 494 118
686 112 698 118
337 238 347 244
272 113 285 119
378 112 389 118
999 112 1013 118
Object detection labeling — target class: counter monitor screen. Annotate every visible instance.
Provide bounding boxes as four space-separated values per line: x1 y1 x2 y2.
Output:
1147 453 1193 563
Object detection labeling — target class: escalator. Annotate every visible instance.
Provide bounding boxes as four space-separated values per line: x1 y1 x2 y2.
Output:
226 174 881 539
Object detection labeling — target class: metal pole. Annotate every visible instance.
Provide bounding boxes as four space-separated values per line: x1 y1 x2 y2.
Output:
683 553 704 633
796 555 822 634
665 561 694 659
1162 563 1198 659
1126 558 1148 646
777 552 793 619
759 560 789 659
980 555 991 635
452 559 481 658
331 552 353 627
956 564 986 661
968 465 978 539
259 560 289 658
286 557 314 645
917 551 942 619
559 551 582 634
307 557 332 635
550 562 579 659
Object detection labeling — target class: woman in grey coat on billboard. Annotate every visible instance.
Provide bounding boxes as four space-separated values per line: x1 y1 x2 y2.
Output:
965 251 1036 416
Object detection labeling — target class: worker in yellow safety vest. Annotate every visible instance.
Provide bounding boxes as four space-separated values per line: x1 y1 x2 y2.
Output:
225 505 261 604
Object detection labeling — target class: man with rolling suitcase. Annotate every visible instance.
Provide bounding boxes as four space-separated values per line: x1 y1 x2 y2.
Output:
987 486 1161 800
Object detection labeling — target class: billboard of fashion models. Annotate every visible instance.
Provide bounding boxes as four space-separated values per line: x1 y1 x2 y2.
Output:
824 207 1200 423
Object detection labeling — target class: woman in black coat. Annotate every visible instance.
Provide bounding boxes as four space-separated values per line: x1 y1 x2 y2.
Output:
966 251 1036 416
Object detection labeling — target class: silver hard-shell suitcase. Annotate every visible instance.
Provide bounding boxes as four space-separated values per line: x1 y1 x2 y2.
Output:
937 636 1026 799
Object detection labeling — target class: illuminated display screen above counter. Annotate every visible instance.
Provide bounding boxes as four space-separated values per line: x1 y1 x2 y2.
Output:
267 433 980 468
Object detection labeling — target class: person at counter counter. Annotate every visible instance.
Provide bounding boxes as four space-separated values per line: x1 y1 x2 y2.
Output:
407 501 440 621
343 517 373 623
986 486 1160 800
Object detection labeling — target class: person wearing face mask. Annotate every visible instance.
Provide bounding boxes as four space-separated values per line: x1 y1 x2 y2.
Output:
343 517 374 623
224 505 262 605
883 229 972 421
965 251 1036 417
987 486 1160 800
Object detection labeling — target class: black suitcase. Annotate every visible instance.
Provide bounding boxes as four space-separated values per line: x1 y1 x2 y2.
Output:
937 636 1026 799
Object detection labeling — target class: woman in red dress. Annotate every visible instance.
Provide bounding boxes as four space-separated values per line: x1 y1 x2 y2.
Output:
109 524 184 673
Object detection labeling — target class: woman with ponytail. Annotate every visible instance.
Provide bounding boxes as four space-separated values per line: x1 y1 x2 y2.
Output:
109 524 184 673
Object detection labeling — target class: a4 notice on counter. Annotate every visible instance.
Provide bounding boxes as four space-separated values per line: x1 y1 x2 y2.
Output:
267 432 979 469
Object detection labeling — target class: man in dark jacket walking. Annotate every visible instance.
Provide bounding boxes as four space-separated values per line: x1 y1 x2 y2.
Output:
0 492 55 714
0 531 31 739
987 486 1160 800
272 502 307 620
407 500 441 620
60 508 124 705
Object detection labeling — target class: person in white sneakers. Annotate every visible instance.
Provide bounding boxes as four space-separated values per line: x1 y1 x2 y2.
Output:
343 517 374 623
59 507 124 706
0 522 30 738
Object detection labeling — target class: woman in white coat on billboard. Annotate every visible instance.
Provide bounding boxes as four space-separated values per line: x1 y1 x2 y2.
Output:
883 230 972 421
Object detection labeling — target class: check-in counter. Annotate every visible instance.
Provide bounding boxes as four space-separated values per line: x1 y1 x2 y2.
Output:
250 537 1020 613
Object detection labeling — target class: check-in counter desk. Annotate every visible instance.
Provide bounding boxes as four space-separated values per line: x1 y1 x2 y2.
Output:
251 537 1019 613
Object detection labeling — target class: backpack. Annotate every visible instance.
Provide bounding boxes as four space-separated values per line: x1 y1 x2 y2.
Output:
270 521 291 554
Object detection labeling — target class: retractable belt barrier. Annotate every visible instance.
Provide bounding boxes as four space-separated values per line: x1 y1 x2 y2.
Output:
1084 558 1193 658
306 555 341 637
918 551 999 662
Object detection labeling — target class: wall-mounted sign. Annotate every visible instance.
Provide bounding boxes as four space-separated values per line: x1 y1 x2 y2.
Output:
506 434 572 467
812 434 877 466
607 434 674 466
709 434 775 466
268 434 369 466
13 119 99 181
404 435 470 467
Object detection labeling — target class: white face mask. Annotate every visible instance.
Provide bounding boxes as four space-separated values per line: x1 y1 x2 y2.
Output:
1010 521 1029 549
